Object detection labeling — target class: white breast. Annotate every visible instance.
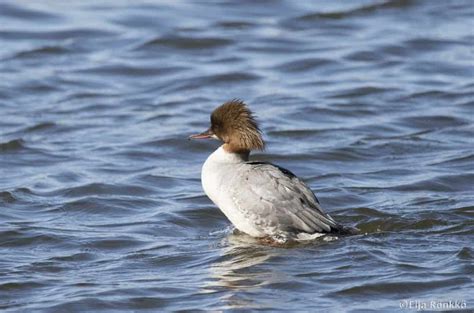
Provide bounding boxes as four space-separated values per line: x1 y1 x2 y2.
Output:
201 146 264 237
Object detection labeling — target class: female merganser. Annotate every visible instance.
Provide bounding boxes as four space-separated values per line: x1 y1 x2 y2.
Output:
190 99 354 242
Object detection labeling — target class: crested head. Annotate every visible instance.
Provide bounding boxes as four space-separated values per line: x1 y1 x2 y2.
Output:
210 99 265 152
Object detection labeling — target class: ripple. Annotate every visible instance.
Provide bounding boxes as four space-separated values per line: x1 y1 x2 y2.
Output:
56 196 156 218
393 173 474 192
314 148 370 162
332 277 470 297
62 182 154 198
215 20 256 29
274 58 338 73
75 64 185 78
405 37 464 50
0 191 16 204
51 252 97 262
0 230 66 248
452 206 474 217
293 0 413 22
396 115 469 130
0 3 60 21
407 60 473 77
456 247 472 260
345 50 387 62
159 72 261 94
329 86 397 98
192 72 261 87
140 36 233 50
10 46 69 60
0 28 115 40
22 122 57 133
88 237 145 251
0 138 25 152
0 280 46 291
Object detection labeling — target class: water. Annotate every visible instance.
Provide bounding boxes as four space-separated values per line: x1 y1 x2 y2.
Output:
1 0 473 311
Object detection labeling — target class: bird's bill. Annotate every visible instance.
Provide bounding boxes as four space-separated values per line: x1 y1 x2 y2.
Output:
189 128 214 139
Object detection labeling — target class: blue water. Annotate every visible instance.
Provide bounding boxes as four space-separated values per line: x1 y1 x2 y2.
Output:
1 0 473 312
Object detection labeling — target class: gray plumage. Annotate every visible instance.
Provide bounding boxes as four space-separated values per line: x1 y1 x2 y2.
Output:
229 161 343 235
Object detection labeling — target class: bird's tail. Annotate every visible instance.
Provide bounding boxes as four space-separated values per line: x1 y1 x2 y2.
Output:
332 224 360 236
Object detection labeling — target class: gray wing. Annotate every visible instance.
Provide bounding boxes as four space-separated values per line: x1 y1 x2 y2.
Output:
233 162 341 234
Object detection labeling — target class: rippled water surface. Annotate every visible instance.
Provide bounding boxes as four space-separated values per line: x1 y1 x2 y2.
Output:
1 0 473 312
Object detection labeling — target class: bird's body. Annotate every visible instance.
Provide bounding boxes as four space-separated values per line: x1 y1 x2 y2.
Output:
190 100 355 242
202 146 343 240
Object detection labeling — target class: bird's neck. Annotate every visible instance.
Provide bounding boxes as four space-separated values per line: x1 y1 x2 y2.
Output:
212 145 249 163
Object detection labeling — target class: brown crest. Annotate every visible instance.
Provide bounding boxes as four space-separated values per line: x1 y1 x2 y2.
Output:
210 99 265 152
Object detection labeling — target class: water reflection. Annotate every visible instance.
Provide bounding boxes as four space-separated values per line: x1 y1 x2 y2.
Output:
202 233 285 310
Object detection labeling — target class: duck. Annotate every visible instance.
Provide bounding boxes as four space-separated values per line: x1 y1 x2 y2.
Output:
190 99 355 243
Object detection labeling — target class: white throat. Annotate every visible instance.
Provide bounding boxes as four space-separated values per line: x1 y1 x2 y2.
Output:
207 145 249 163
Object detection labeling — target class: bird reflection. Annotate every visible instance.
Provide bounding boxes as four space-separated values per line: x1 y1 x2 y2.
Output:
200 231 288 310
